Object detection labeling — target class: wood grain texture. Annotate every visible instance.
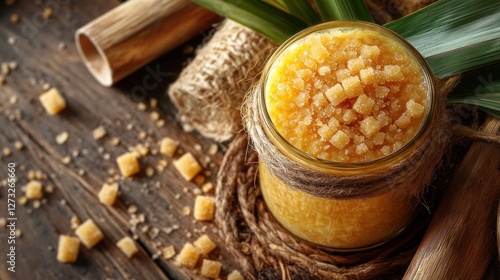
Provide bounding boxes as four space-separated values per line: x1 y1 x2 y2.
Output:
403 117 500 279
0 1 236 279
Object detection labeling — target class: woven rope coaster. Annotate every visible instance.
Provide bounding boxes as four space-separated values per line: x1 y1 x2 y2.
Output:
215 132 448 280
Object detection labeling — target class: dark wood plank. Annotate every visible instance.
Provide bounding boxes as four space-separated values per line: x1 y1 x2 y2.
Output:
0 1 237 279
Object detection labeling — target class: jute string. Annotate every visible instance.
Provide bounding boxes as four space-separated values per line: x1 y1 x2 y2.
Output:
243 77 460 199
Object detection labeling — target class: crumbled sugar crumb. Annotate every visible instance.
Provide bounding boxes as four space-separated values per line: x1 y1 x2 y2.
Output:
92 126 106 140
159 137 178 157
25 180 43 200
2 147 12 157
55 132 69 145
228 270 245 280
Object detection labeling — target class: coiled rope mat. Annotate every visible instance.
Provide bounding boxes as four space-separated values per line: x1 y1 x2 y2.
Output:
215 132 449 280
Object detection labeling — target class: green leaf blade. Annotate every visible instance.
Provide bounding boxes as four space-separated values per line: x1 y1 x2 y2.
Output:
192 0 309 43
385 0 500 78
446 63 500 118
313 0 373 22
274 0 321 25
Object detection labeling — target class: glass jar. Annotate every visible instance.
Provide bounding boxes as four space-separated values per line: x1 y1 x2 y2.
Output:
254 21 435 250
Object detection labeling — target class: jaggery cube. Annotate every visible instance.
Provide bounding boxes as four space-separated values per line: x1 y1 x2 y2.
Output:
256 22 434 249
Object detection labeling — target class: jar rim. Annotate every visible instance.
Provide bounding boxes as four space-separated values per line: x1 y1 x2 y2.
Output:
258 20 436 174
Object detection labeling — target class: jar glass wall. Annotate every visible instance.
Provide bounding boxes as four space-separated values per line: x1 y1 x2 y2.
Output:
255 21 435 250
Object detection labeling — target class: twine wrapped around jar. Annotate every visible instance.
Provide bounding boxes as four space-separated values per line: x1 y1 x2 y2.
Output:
168 20 276 142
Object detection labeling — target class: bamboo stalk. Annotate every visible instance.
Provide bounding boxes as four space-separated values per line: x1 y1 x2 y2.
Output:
75 0 220 86
403 117 500 279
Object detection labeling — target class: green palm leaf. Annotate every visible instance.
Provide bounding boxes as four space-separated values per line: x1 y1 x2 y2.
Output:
192 0 308 43
313 0 373 22
447 63 500 118
385 0 500 78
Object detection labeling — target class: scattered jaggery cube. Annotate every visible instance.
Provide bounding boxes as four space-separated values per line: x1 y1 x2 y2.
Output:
116 236 138 258
162 245 176 260
25 180 43 200
70 216 81 230
227 270 245 280
57 235 80 263
173 152 202 181
200 259 222 279
159 137 178 157
201 182 214 194
39 88 66 115
92 126 106 140
194 196 215 221
98 183 119 206
75 219 104 249
176 243 201 269
193 234 217 255
116 152 140 177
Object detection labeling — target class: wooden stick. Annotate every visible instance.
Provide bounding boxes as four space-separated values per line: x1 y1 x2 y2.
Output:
75 0 220 86
403 117 500 279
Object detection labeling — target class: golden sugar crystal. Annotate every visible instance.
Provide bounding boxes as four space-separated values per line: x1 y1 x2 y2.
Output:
193 234 217 255
325 84 347 106
359 116 381 138
162 245 176 259
98 183 119 206
341 76 363 98
359 67 376 85
25 180 43 200
173 152 202 181
57 235 80 263
176 243 201 269
352 94 375 116
228 270 245 280
159 137 178 157
116 236 138 258
330 130 350 150
39 88 66 115
200 259 222 279
347 57 365 75
116 152 140 177
193 196 215 221
75 219 104 249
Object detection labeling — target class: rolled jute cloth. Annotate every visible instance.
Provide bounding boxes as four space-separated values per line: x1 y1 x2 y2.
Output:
168 20 276 142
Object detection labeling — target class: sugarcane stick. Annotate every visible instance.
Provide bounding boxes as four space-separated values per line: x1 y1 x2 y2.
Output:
76 0 220 86
403 117 500 279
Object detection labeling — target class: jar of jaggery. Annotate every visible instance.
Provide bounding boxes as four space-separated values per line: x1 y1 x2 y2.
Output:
247 21 437 250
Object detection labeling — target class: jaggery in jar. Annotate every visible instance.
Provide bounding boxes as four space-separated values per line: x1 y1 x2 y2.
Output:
251 21 436 250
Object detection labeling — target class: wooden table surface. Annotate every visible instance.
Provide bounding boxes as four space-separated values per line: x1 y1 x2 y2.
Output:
0 1 239 279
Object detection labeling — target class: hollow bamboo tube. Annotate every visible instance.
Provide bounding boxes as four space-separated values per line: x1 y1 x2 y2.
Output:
403 117 500 279
75 0 220 86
